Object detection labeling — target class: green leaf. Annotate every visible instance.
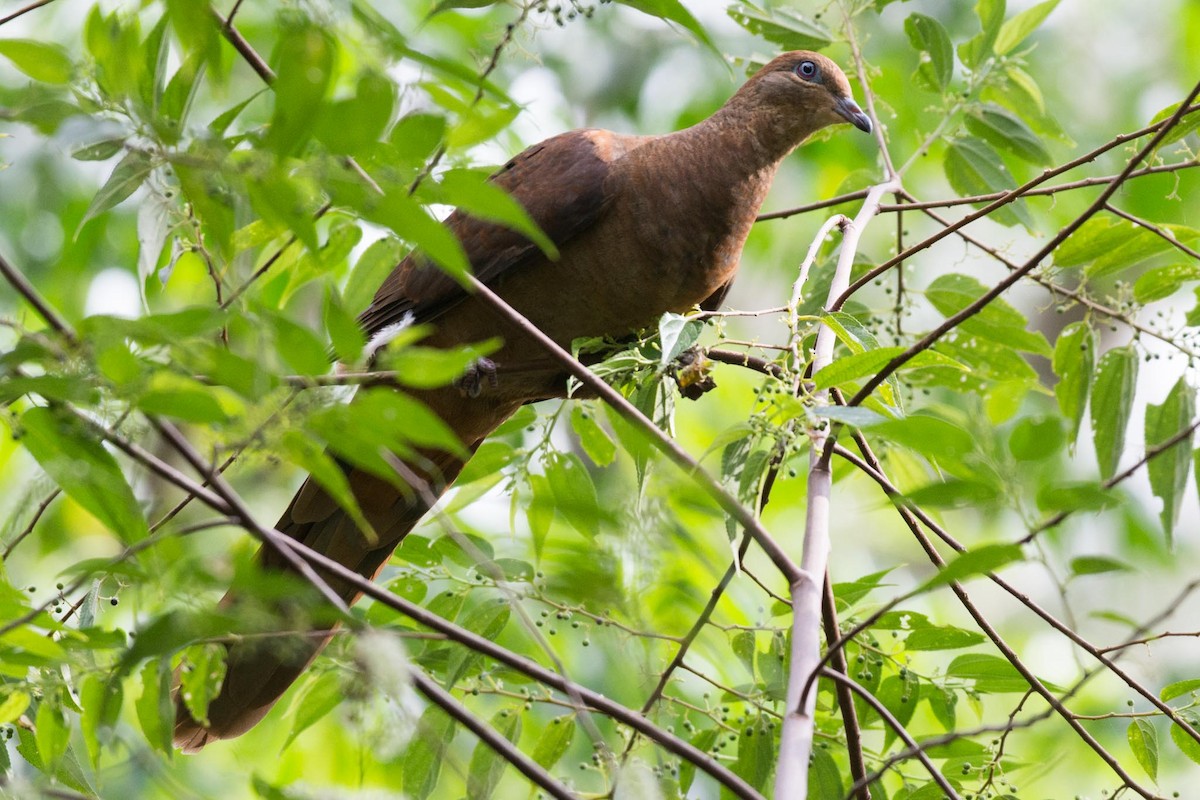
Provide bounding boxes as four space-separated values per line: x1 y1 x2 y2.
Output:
905 625 986 650
345 236 404 316
179 643 227 729
1070 555 1131 577
1148 102 1200 150
658 312 703 367
807 747 844 800
437 169 557 259
994 0 1060 54
904 13 953 91
1170 717 1200 766
868 414 976 464
80 149 155 227
466 710 521 800
571 406 616 466
404 706 456 800
532 714 573 767
281 431 375 544
389 112 447 165
1053 321 1095 448
71 137 127 161
1008 416 1064 461
619 0 718 53
544 452 601 538
1134 263 1200 303
1128 718 1158 781
1054 218 1200 279
0 690 30 725
727 4 832 51
1144 376 1195 543
35 692 70 772
323 288 367 364
733 714 774 790
314 71 396 153
137 373 236 424
283 670 342 750
943 137 1031 228
337 188 470 283
1090 346 1138 480
1036 481 1120 514
946 653 1032 694
918 543 1024 592
926 273 1050 356
1055 217 1139 268
19 406 149 542
966 104 1052 164
136 660 174 755
1161 679 1200 702
812 346 966 389
267 22 335 155
428 0 501 16
0 39 73 83
959 0 1006 68
270 315 330 376
80 674 122 768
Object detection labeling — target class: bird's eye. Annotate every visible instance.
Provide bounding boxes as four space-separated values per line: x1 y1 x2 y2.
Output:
796 60 818 80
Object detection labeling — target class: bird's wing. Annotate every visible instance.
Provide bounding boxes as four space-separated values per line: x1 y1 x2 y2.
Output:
358 129 623 337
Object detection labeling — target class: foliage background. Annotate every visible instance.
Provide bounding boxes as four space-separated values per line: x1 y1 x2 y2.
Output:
1 0 1199 798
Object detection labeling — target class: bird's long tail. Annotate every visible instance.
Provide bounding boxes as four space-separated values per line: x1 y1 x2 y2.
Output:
171 446 471 752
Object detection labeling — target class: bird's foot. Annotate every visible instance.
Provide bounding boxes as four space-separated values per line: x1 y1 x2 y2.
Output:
672 347 717 400
456 357 499 398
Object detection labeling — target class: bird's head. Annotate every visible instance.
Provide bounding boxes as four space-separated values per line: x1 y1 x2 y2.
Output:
731 51 873 146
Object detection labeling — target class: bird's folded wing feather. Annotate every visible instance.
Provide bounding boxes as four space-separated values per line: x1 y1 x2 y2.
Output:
358 129 622 337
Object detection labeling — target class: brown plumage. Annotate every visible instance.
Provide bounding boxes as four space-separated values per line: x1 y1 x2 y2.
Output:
173 50 871 751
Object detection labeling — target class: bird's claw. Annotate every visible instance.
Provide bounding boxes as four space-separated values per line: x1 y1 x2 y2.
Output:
457 357 499 398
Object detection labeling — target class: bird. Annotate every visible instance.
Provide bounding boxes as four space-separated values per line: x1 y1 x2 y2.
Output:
173 49 872 751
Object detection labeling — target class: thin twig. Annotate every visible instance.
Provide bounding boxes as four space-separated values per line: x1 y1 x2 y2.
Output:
2 488 60 561
0 0 56 27
820 669 961 800
411 671 578 800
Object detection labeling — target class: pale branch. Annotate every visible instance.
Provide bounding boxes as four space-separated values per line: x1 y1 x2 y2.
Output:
776 178 899 800
835 100 1200 308
410 671 579 800
820 669 961 800
845 78 1200 409
821 577 870 800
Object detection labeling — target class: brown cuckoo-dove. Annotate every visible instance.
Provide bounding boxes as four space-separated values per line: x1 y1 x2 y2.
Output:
173 49 872 750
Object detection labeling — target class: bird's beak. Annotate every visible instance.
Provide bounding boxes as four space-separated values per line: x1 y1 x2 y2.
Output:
835 96 872 133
